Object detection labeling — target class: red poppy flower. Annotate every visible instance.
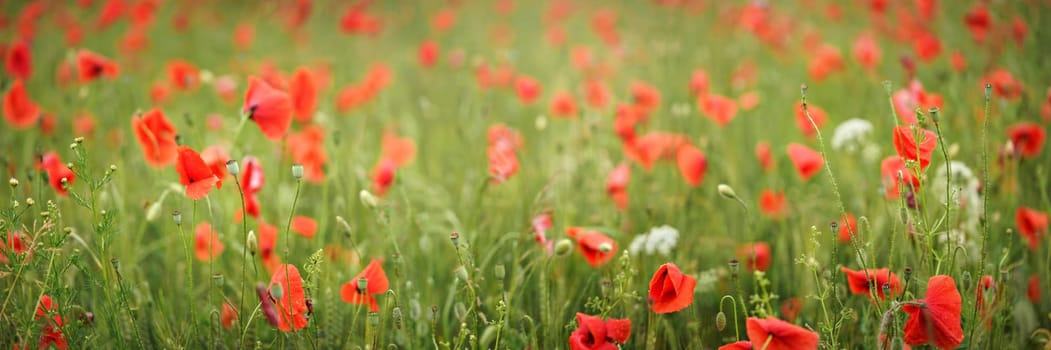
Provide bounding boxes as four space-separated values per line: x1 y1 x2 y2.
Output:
35 294 67 350
240 157 264 220
756 141 773 171
1016 206 1048 250
745 317 819 350
214 75 238 103
75 49 119 82
41 152 75 196
243 77 293 141
568 227 617 268
1028 275 1041 304
982 69 1023 100
840 267 901 300
150 82 171 105
340 7 384 36
568 313 631 350
912 31 941 62
808 44 844 81
381 132 416 168
221 302 238 330
787 143 822 181
698 93 737 127
794 102 826 138
371 158 397 197
736 242 771 271
1012 17 1027 47
269 264 308 331
489 142 519 184
613 106 638 143
3 79 39 128
131 109 177 167
676 143 707 187
837 213 858 244
648 263 697 314
623 132 687 170
417 39 439 68
718 341 753 350
291 216 317 239
194 222 224 262
606 163 630 211
584 79 611 109
963 5 991 43
892 80 943 125
175 146 219 200
852 34 880 70
258 222 279 271
233 23 254 50
631 81 661 114
759 190 786 219
781 297 802 322
881 155 919 200
200 146 228 189
689 69 709 96
1006 122 1045 158
166 60 200 91
289 67 318 123
550 91 578 118
514 75 541 105
950 51 966 73
0 231 31 264
893 125 937 171
5 39 31 79
903 275 963 349
286 126 328 183
738 91 760 111
531 211 554 254
975 275 996 321
341 259 390 311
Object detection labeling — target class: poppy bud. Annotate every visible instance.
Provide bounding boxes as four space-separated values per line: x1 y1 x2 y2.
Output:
359 190 379 209
392 307 404 329
494 264 505 281
728 259 740 276
928 107 940 123
146 201 162 222
450 232 460 246
554 239 573 256
715 311 727 331
226 160 240 176
904 267 913 282
8 178 17 187
247 230 258 255
357 277 369 292
291 163 304 180
961 271 972 292
172 210 182 226
455 266 469 282
25 198 34 206
717 184 738 200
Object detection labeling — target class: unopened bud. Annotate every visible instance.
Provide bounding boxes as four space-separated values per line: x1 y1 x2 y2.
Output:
9 178 18 187
961 271 972 292
715 311 727 331
172 210 182 226
226 160 240 176
145 201 162 222
717 184 738 200
450 232 460 246
74 136 84 144
359 190 378 209
25 198 34 206
454 266 469 282
554 239 573 256
247 230 258 255
291 163 304 180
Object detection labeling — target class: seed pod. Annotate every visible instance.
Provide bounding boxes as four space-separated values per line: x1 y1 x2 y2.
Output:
291 163 304 180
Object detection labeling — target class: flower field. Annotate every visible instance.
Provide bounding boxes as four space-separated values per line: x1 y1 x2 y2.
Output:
1 0 1050 349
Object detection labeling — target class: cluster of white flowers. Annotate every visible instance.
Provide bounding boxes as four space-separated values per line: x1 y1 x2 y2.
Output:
628 225 680 256
831 118 874 153
695 267 726 294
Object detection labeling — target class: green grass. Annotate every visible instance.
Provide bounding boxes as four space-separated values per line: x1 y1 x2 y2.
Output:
2 0 1050 349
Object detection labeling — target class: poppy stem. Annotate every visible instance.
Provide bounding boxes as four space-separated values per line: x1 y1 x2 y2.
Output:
719 295 741 341
232 174 251 346
969 83 993 348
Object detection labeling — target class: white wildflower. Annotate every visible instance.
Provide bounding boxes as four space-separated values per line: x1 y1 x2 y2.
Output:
831 118 874 153
628 225 680 256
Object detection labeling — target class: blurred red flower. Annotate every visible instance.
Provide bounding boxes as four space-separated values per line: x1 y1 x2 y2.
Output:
194 222 224 262
167 60 200 91
4 39 31 79
76 49 119 82
1016 207 1048 250
131 109 177 167
787 143 822 181
676 143 707 187
289 67 319 123
1006 122 1045 158
270 264 309 331
41 152 75 196
3 79 40 128
736 242 771 271
567 227 617 268
291 216 317 239
243 77 293 141
606 163 630 211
